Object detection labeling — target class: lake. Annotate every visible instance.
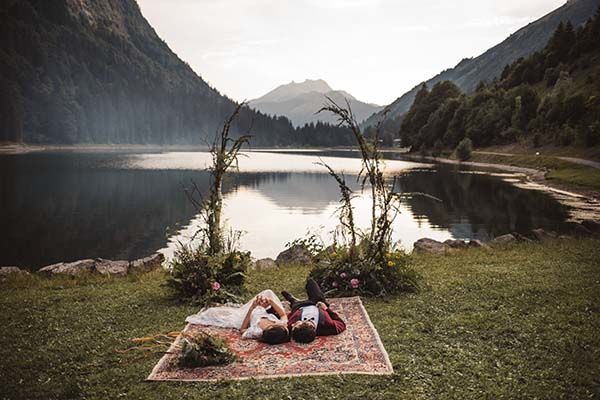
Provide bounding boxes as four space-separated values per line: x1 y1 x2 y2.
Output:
0 150 570 270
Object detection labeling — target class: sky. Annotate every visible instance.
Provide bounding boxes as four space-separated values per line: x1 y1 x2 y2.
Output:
136 0 566 106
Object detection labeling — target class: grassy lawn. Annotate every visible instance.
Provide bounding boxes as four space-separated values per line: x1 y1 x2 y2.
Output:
1 239 599 399
469 153 600 190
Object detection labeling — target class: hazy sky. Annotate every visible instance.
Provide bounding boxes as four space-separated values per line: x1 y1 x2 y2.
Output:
136 0 565 105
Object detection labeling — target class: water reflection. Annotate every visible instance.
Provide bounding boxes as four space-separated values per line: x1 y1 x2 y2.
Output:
0 151 570 270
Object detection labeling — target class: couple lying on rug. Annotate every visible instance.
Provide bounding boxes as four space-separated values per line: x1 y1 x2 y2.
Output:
186 278 346 345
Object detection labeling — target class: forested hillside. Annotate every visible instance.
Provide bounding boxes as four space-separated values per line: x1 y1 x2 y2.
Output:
0 0 351 146
399 9 600 152
364 0 599 130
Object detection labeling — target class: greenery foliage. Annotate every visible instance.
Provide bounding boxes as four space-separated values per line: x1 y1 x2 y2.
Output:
310 244 419 296
455 137 473 161
168 105 251 305
398 8 600 151
166 244 250 305
308 99 420 296
178 332 236 368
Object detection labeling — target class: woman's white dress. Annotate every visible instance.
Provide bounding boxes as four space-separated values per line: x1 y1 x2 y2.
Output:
185 289 285 339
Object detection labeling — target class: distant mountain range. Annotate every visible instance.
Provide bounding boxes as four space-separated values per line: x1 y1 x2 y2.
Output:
250 79 382 127
363 0 600 128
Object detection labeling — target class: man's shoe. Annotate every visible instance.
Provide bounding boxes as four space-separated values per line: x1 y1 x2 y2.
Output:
281 290 299 304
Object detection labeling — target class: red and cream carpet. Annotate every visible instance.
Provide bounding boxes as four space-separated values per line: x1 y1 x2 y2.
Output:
147 297 393 381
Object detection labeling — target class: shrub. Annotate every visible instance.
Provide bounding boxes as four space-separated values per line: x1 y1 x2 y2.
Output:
166 244 250 305
179 332 236 368
554 124 576 146
309 245 419 297
455 137 473 161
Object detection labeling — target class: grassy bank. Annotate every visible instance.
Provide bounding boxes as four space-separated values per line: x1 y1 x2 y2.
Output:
469 152 600 190
1 239 599 399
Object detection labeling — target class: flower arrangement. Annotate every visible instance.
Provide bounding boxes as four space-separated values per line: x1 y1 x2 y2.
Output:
309 244 419 297
178 332 237 368
166 244 250 306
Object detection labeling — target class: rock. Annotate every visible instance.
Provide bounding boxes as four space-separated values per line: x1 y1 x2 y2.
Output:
444 239 469 249
0 266 30 277
253 258 278 271
511 232 533 242
467 239 489 249
275 244 313 266
39 259 95 276
413 238 450 255
130 253 165 273
530 228 557 241
489 234 517 246
95 258 129 276
581 219 600 234
572 223 593 238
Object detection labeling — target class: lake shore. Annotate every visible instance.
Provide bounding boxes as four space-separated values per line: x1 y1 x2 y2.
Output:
0 143 211 154
2 238 598 399
396 151 600 222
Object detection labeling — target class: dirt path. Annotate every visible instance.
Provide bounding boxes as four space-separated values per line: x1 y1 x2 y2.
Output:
474 151 600 169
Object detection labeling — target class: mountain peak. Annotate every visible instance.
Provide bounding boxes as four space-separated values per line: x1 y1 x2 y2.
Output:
251 79 333 104
250 80 381 127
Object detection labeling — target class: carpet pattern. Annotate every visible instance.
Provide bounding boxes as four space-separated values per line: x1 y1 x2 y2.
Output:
147 297 393 381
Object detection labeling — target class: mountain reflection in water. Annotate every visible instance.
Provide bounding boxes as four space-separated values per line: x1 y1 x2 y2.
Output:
0 151 569 270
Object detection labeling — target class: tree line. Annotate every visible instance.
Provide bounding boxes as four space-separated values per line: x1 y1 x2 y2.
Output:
399 8 600 152
0 0 352 147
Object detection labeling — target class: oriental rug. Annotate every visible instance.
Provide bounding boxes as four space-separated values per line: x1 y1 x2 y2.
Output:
147 296 393 381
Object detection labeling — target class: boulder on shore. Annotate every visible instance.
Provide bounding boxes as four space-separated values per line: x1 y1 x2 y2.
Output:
444 239 469 249
275 245 313 266
530 228 557 241
0 266 30 277
130 253 164 273
467 239 490 249
252 258 278 271
511 232 533 242
39 259 96 276
489 234 517 246
581 219 600 234
95 258 130 276
413 238 450 255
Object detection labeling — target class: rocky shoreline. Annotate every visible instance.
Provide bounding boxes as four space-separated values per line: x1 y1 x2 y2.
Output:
2 219 599 278
0 253 164 279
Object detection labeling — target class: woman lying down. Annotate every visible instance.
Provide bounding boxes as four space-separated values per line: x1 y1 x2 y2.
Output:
185 290 290 344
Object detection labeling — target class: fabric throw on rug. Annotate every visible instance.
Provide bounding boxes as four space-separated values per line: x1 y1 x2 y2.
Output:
147 297 393 381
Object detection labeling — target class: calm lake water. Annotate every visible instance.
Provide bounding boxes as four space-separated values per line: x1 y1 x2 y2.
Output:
0 150 570 270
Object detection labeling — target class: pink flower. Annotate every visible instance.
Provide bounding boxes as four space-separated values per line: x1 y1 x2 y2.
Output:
211 281 221 291
332 281 339 288
350 278 360 289
340 272 347 279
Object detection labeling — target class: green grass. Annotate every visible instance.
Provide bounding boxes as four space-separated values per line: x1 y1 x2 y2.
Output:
1 239 600 399
470 153 600 189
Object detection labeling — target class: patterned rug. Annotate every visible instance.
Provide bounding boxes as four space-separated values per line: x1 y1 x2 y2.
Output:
147 297 393 381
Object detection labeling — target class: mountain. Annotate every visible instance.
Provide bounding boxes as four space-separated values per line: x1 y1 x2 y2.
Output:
250 79 382 127
0 0 328 146
397 13 600 152
363 0 600 128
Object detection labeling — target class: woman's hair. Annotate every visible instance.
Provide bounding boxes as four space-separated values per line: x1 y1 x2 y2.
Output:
291 322 317 343
261 325 290 345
